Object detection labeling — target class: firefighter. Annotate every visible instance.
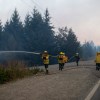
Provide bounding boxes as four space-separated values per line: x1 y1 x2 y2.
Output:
58 52 65 71
42 51 49 74
75 53 80 66
62 53 68 69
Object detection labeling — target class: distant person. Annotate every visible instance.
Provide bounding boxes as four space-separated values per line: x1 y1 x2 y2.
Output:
75 53 80 66
42 51 50 74
58 52 65 71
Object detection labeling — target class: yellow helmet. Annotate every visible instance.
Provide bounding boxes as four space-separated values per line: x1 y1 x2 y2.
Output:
60 52 63 55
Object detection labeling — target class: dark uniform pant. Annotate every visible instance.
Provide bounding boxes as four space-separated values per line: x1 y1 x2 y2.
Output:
76 60 79 66
44 64 48 74
59 63 64 71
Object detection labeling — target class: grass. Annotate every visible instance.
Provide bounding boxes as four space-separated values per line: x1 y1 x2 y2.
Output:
0 61 44 84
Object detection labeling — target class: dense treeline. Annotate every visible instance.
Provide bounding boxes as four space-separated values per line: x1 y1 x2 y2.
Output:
80 41 96 60
0 8 99 65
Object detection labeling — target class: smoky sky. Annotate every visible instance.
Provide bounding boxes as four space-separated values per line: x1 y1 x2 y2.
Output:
0 0 100 45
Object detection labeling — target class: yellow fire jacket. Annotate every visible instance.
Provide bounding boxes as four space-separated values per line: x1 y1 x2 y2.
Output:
58 55 65 64
42 55 49 64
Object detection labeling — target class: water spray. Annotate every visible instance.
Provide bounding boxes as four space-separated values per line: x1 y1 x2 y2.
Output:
0 51 40 55
0 51 76 62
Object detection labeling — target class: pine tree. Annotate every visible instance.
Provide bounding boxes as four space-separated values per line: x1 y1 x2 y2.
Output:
55 27 68 53
4 9 24 50
2 20 10 50
55 27 80 60
0 20 3 50
24 14 32 50
0 20 2 33
42 9 55 53
66 28 80 57
25 8 55 53
24 8 56 64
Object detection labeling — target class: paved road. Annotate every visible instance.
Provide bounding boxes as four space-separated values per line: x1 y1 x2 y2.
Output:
91 86 100 100
0 61 100 100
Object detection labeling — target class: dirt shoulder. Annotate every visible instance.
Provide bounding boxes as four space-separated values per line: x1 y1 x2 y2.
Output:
0 61 100 100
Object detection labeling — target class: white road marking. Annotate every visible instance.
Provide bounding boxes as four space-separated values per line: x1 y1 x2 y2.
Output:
85 80 100 100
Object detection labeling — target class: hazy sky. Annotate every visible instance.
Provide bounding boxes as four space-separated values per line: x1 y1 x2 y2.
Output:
0 0 100 45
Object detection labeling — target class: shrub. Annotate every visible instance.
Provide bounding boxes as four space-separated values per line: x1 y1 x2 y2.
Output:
0 61 43 84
